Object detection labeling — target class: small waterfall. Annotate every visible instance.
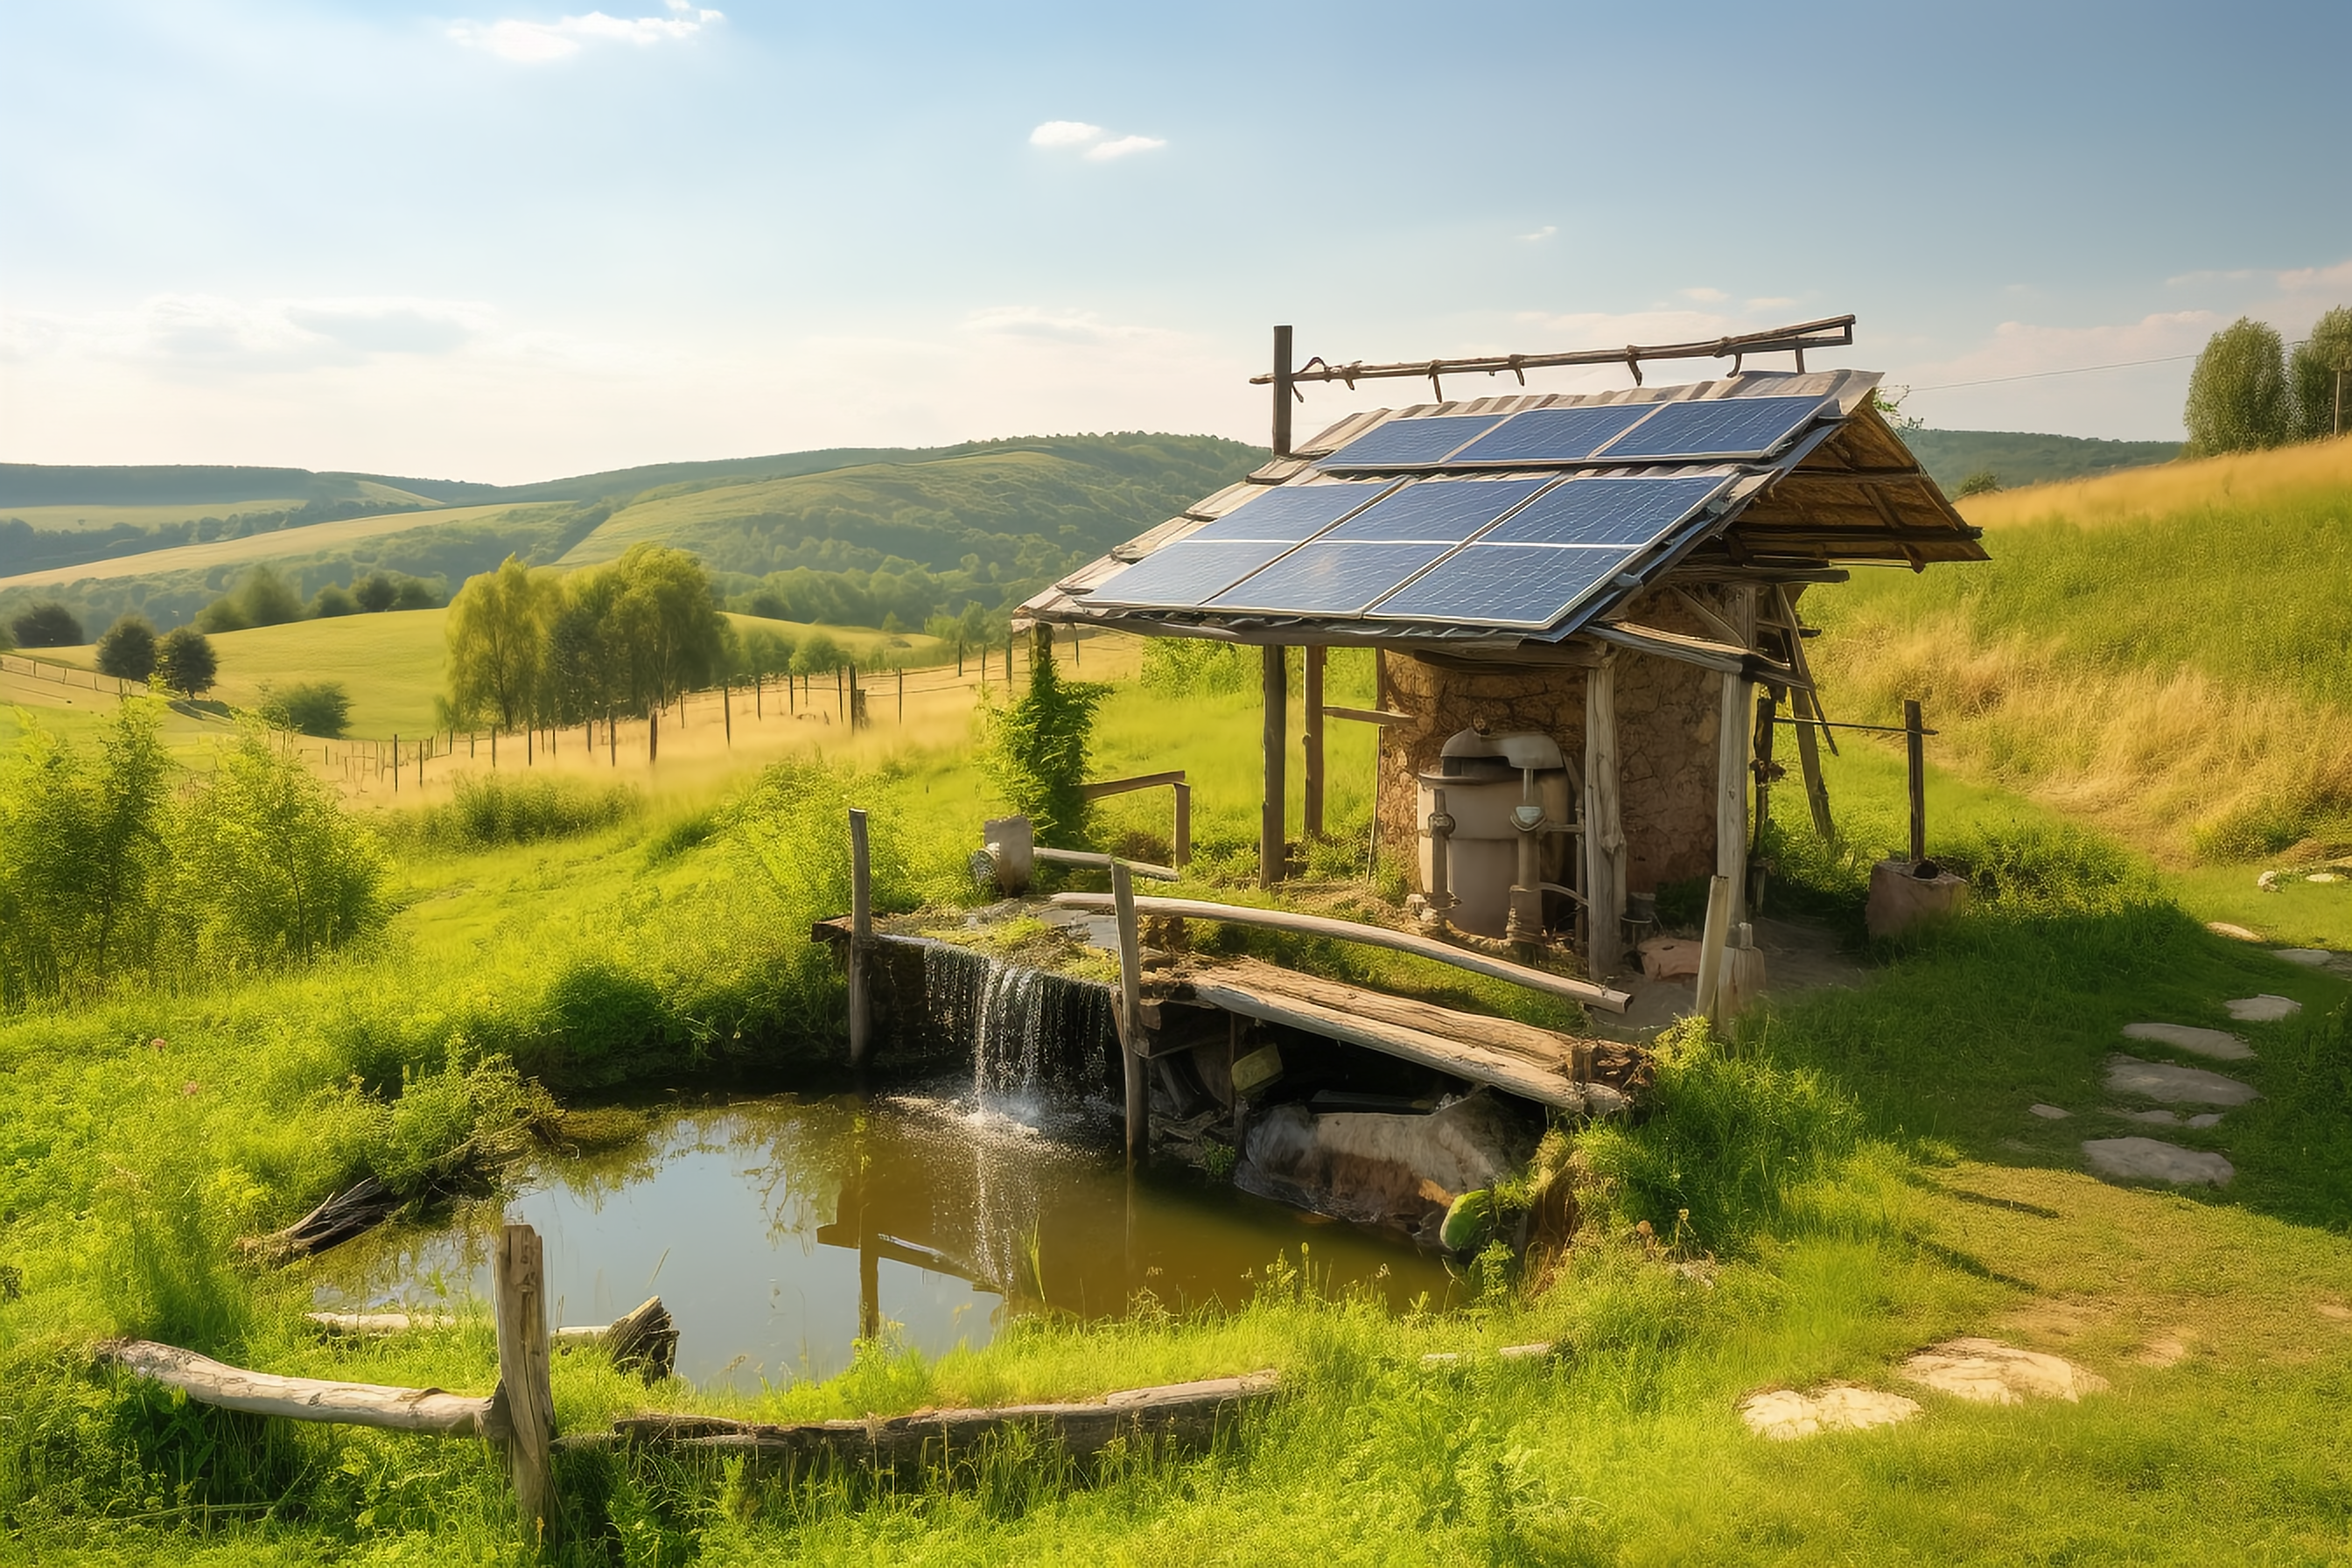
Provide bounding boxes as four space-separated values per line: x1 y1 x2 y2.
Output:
914 942 1121 1113
972 962 1047 1102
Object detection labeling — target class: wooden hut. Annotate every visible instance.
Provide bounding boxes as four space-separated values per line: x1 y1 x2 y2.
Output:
1018 318 1986 980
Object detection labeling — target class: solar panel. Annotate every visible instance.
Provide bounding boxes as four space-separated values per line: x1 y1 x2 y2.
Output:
1316 414 1508 471
1209 542 1455 615
1444 402 1660 466
1592 394 1829 460
1183 480 1393 542
1321 476 1554 542
1088 541 1295 607
1478 474 1726 548
1368 544 1626 628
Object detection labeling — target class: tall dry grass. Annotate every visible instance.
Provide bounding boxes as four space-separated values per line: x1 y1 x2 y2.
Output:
1959 430 2352 531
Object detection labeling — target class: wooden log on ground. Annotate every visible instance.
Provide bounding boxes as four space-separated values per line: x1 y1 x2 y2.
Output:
601 1294 679 1381
98 1340 500 1436
305 1311 458 1335
588 1370 1278 1479
242 1175 400 1261
1049 892 1632 1013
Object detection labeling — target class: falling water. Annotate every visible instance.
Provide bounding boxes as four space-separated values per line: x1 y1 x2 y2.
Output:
915 942 1119 1118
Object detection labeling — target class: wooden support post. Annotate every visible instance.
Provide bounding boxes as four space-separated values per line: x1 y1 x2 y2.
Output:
1172 781 1192 872
493 1222 555 1547
848 808 873 1068
648 709 658 764
1260 646 1286 889
838 666 847 718
1905 698 1927 865
723 680 732 746
754 671 763 718
1583 655 1626 977
525 723 532 765
1301 645 1325 840
1111 860 1148 1167
1793 689 1834 840
1271 324 1295 458
608 714 617 766
392 734 400 794
1753 690 1776 850
1692 873 1733 1020
1717 672 1751 929
896 668 904 724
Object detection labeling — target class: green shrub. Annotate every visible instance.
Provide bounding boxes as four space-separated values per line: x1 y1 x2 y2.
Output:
1139 638 1256 696
256 678 354 738
982 637 1107 845
385 774 640 850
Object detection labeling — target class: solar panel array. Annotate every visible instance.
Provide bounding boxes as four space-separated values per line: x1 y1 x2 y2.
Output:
1089 472 1731 629
1318 391 1830 472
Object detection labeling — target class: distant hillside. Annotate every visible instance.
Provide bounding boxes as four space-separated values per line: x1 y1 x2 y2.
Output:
1903 429 2181 494
1808 434 2352 863
0 433 1264 635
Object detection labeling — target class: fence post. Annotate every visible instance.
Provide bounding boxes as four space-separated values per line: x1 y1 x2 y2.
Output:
393 735 401 794
1112 859 1148 1167
493 1222 555 1546
1905 698 1927 865
848 808 873 1068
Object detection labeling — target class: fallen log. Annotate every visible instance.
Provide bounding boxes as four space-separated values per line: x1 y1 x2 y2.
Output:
99 1339 501 1438
241 1175 402 1262
305 1295 676 1382
575 1370 1279 1478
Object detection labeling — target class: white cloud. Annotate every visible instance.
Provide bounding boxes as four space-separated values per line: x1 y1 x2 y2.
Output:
1680 286 1728 303
1894 310 2220 438
4 293 500 374
1518 225 1557 242
1028 120 1102 148
448 4 724 64
1083 134 1165 161
960 304 1183 348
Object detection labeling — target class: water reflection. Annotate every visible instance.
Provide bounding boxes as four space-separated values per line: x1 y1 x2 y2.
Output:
315 1088 1458 1390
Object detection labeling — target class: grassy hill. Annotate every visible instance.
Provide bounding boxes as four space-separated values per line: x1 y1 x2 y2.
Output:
1806 432 2352 863
1901 429 2181 494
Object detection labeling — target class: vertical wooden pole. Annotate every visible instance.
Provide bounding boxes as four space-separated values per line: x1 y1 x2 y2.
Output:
1271 324 1295 458
392 734 400 794
1717 672 1751 928
1583 657 1626 977
897 668 904 724
492 1222 555 1547
1792 689 1834 840
723 680 732 746
1260 646 1286 889
1753 690 1776 850
1301 644 1325 840
608 714 616 767
836 667 844 718
848 808 873 1068
1692 874 1734 1024
755 671 763 718
1111 860 1147 1167
1172 781 1192 872
1905 698 1927 865
648 709 658 764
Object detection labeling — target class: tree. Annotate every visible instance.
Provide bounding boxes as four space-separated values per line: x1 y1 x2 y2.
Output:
155 626 220 697
354 572 399 613
2184 317 2289 456
310 583 360 618
610 544 727 712
983 633 1107 845
95 615 159 682
738 626 797 681
258 680 353 738
543 567 622 726
444 556 556 731
793 631 847 677
231 564 304 627
392 576 441 610
1954 469 2001 499
9 601 83 648
2288 305 2352 443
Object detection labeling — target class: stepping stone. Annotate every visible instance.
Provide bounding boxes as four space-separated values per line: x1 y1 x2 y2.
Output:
2308 872 2344 884
2208 921 2262 942
2105 1054 2260 1105
2027 1103 2070 1120
2274 948 2335 967
2123 1022 2253 1060
2187 1113 2224 1128
1739 1385 1920 1440
2083 1137 2235 1186
2122 1109 2182 1125
1898 1338 2108 1404
2227 995 2301 1022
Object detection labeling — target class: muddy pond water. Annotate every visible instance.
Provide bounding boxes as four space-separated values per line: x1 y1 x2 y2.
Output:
316 1086 1460 1390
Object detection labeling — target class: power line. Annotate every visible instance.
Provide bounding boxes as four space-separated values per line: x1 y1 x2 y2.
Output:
1904 351 2200 395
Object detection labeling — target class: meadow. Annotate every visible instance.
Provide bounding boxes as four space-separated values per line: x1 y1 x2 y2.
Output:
0 607 2348 1563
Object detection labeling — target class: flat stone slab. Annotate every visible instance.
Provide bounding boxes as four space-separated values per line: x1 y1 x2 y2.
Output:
1898 1338 2108 1404
2027 1103 2070 1120
2274 948 2336 967
2227 994 2302 1022
2122 1109 2182 1124
2208 921 2262 942
2122 1022 2252 1060
2188 1112 2224 1128
1739 1385 1921 1440
2105 1054 2260 1105
2083 1137 2235 1186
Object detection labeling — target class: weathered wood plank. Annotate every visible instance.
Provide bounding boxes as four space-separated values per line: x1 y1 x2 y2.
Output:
99 1340 500 1436
494 1224 556 1544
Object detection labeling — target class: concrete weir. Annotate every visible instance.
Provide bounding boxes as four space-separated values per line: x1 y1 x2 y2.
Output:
813 898 1649 1245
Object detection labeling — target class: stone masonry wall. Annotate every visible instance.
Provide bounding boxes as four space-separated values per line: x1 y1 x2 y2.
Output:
1375 585 1753 900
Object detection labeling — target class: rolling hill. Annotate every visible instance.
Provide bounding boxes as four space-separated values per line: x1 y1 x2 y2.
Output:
1900 429 2180 493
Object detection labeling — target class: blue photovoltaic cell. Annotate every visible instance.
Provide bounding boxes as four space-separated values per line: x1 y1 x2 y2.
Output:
1478 474 1726 548
1317 414 1507 470
1370 544 1626 627
1445 402 1660 465
1322 476 1554 542
1210 542 1455 615
1183 481 1392 542
1592 394 1829 460
1088 541 1293 606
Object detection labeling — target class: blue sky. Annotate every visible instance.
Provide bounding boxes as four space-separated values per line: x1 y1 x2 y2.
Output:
4 0 2348 481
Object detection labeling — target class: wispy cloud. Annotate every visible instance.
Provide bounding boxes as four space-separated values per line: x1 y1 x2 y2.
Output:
1680 286 1727 303
960 304 1182 347
449 1 724 64
4 294 500 373
1028 121 1167 161
1518 225 1557 242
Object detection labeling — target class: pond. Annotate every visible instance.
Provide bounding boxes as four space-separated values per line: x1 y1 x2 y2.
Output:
314 1086 1461 1390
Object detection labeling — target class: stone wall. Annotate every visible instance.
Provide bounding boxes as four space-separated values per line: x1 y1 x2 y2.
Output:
1375 584 1753 902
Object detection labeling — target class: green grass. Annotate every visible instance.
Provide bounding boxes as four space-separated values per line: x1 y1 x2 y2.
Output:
3 670 2350 1564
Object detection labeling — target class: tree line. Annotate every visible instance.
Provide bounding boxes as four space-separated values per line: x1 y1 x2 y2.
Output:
0 701 386 1009
2186 307 2352 456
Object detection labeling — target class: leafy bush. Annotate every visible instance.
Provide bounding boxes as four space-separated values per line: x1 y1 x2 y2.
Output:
2186 316 2289 455
384 774 641 850
94 616 158 682
257 679 354 738
1139 638 1256 696
983 636 1107 845
154 626 218 696
7 601 81 648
